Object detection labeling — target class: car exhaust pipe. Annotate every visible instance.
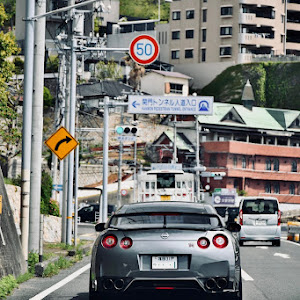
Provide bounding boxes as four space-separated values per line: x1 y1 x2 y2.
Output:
205 278 217 290
216 277 228 289
114 279 125 290
103 279 114 290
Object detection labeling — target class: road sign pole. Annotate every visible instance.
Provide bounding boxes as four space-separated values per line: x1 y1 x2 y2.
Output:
102 96 109 222
173 115 177 163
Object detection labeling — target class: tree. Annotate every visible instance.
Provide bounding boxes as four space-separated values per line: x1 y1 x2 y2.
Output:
95 60 123 80
0 0 15 30
0 4 21 174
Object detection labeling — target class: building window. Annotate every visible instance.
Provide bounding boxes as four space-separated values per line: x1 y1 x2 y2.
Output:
266 159 271 171
186 10 194 19
171 50 180 59
202 28 207 42
170 83 183 94
274 182 280 194
221 6 233 16
220 26 232 36
273 159 279 171
252 160 255 170
172 31 180 40
186 29 194 39
209 154 217 167
202 9 207 22
201 48 206 62
290 183 295 195
292 160 297 172
242 156 246 169
220 47 232 56
265 182 271 193
233 155 237 167
172 11 181 20
185 49 193 58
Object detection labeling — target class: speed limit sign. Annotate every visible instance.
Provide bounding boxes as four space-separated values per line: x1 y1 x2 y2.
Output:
129 35 160 65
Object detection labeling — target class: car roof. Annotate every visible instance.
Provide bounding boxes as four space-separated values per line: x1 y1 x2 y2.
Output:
116 201 216 215
241 197 278 201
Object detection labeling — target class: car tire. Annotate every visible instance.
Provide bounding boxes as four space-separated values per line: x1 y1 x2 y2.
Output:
272 240 281 247
239 240 244 246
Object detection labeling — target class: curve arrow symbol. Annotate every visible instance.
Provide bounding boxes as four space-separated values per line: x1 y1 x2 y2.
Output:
55 136 72 151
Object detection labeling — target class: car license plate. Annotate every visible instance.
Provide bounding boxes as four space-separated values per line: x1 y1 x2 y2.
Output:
255 220 266 226
152 256 177 269
161 195 171 201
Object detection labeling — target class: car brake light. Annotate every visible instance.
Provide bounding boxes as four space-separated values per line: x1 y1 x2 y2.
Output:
102 235 118 249
277 210 281 226
197 237 210 249
239 210 243 225
120 237 133 249
212 234 228 248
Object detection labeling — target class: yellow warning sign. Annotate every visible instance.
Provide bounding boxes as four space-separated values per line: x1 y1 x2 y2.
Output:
45 126 78 160
0 195 2 214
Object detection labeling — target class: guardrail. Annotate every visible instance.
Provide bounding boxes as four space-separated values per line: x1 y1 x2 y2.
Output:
287 221 300 242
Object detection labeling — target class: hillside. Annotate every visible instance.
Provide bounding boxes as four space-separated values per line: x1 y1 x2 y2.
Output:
120 0 170 21
200 62 300 110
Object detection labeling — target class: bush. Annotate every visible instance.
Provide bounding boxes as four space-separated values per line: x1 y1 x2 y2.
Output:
0 275 18 299
40 171 60 216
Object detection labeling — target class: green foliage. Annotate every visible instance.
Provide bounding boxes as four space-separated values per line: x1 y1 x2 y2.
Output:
4 175 21 186
43 86 54 107
0 0 15 30
40 171 60 216
201 62 300 110
43 257 73 277
0 275 18 299
45 55 59 73
16 272 34 284
13 57 24 74
120 0 170 21
28 252 39 274
237 189 247 196
95 60 123 80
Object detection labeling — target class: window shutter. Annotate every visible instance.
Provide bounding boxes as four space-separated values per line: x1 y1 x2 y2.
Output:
165 82 170 94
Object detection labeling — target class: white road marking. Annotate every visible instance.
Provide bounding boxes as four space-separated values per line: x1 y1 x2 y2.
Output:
274 253 290 259
256 246 268 249
241 269 254 281
29 263 91 300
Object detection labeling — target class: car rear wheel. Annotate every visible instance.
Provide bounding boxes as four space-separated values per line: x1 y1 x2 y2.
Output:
272 240 280 247
239 240 244 246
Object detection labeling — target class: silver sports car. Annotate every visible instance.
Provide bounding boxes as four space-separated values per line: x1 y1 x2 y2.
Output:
90 201 242 300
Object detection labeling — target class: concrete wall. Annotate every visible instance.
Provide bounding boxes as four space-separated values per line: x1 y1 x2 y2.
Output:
0 168 27 279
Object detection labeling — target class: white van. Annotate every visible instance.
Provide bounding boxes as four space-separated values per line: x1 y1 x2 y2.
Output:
238 197 281 246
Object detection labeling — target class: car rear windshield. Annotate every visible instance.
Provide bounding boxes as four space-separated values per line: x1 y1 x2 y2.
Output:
242 199 278 214
109 213 222 230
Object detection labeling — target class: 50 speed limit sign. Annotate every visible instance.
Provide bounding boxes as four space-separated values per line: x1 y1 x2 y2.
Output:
129 35 160 65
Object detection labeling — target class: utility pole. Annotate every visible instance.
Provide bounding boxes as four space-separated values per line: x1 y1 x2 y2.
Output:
20 0 35 260
29 0 46 253
117 108 124 208
173 115 177 163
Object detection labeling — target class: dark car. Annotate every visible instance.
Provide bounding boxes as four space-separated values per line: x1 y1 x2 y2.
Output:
90 201 242 300
215 206 240 224
78 204 116 223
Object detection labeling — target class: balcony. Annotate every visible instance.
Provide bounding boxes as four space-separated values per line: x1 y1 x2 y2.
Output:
238 33 275 47
287 2 300 12
239 0 275 7
286 42 300 51
287 21 300 32
239 13 256 25
237 53 253 63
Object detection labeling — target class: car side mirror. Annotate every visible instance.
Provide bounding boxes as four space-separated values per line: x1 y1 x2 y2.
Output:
95 222 106 232
227 222 241 232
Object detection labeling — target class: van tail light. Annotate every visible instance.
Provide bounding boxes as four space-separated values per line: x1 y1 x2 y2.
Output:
102 235 118 249
277 210 281 226
239 210 243 225
197 237 210 249
213 234 228 249
120 237 133 249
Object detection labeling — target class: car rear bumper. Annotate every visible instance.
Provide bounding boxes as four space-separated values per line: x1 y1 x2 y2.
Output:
239 225 281 241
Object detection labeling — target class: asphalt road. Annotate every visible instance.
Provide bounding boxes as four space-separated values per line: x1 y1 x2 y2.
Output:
7 228 300 300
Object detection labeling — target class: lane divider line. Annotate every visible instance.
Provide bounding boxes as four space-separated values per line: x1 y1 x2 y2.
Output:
29 263 91 300
241 269 254 281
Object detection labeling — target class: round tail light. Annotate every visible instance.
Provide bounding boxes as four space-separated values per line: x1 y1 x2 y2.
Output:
102 235 118 249
120 237 133 249
212 234 228 248
197 237 210 249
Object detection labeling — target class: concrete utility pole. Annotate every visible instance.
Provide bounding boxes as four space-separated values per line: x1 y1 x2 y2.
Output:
29 0 46 253
20 0 35 260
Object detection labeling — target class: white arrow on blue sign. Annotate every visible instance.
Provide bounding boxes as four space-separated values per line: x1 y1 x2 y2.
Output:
128 95 214 115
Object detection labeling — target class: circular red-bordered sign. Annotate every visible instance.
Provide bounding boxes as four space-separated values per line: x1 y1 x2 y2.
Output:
121 189 128 196
129 35 160 65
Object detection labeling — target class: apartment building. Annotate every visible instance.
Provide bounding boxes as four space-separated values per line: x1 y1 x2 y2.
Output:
169 0 300 88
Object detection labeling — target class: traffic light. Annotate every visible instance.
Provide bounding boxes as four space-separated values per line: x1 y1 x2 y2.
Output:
115 126 138 135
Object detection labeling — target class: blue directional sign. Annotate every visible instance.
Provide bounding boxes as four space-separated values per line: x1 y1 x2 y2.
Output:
128 95 213 115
